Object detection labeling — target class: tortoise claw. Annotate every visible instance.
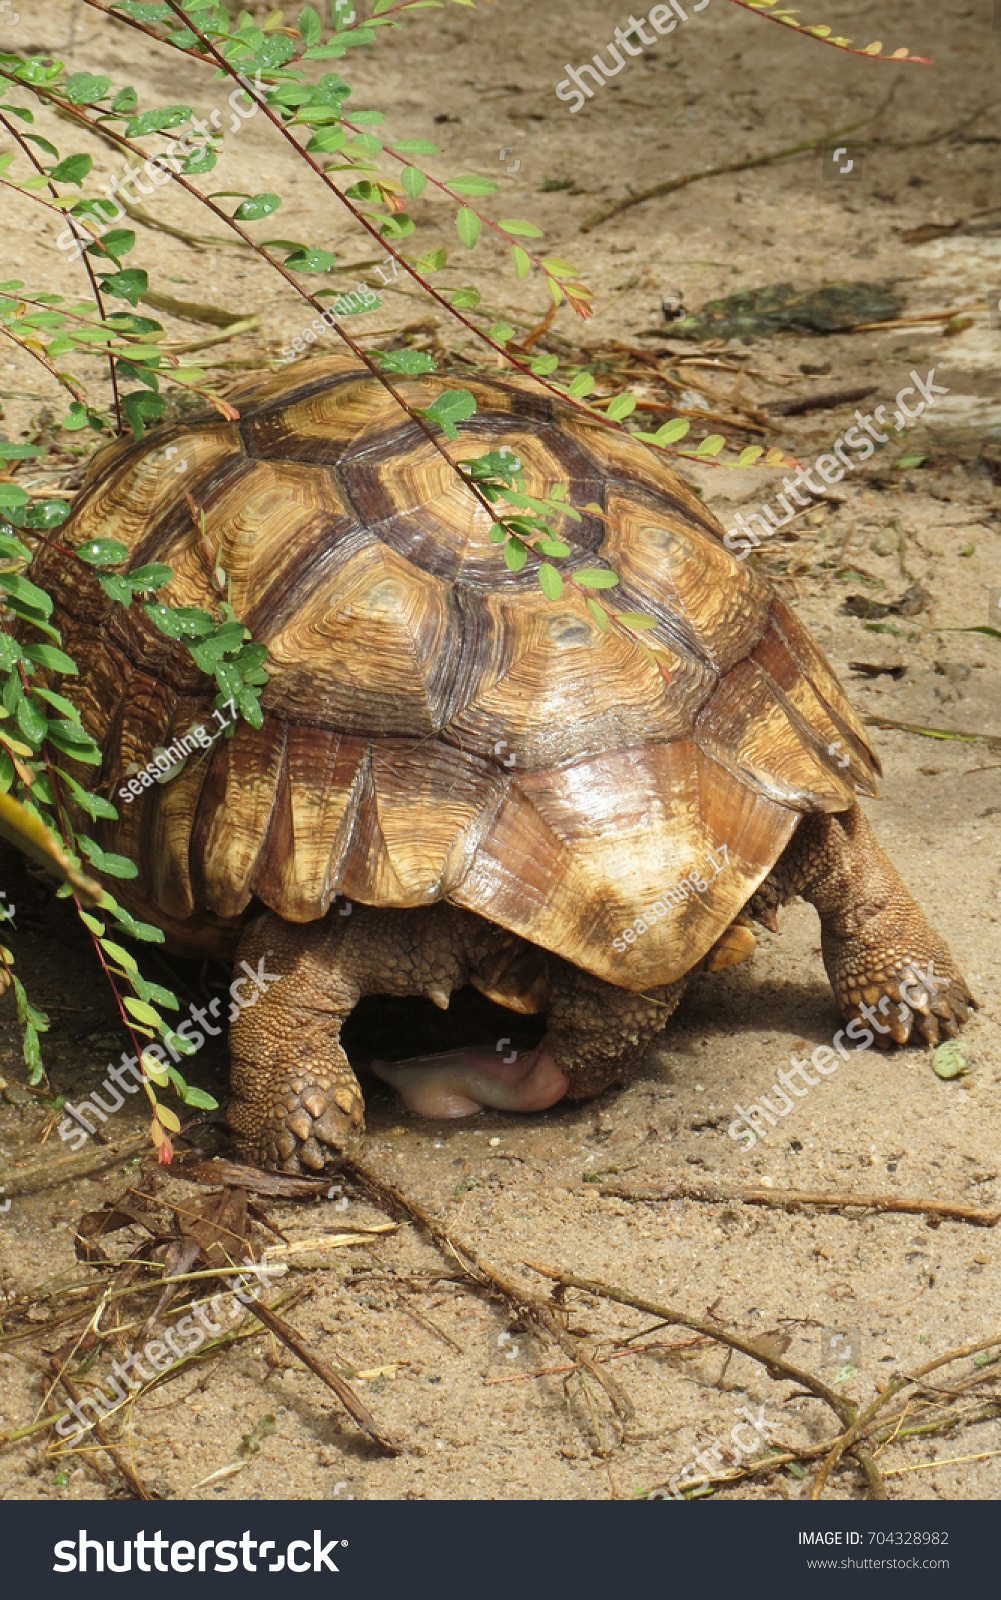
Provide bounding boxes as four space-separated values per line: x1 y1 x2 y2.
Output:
233 1070 364 1174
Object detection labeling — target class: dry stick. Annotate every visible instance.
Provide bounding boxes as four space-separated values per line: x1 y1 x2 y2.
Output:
580 88 900 232
849 305 988 333
0 109 122 429
49 1362 156 1499
598 1178 1000 1228
0 1133 148 1199
246 1298 398 1455
525 1260 853 1424
483 1336 709 1387
341 1155 634 1423
810 1332 1001 1500
525 1263 911 1498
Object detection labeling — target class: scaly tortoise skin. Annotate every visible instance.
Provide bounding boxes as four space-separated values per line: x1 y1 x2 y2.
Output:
36 354 974 1172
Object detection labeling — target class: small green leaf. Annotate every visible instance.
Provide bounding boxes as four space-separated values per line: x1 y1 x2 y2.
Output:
379 348 437 380
447 174 498 196
606 393 636 422
455 207 481 249
738 446 764 467
503 539 528 573
537 562 563 600
569 372 595 398
99 938 139 975
586 598 611 633
498 218 543 238
284 247 335 274
76 836 138 878
616 612 658 629
530 353 558 377
420 388 477 439
98 268 149 307
694 434 726 458
63 72 112 105
124 996 163 1030
637 418 690 447
234 192 282 221
98 574 135 605
574 569 619 590
0 572 53 615
298 5 322 45
49 153 93 187
15 696 47 745
141 1050 170 1086
76 537 129 568
124 106 192 138
932 1042 968 1080
127 562 172 591
180 1084 219 1110
393 139 440 154
400 166 427 200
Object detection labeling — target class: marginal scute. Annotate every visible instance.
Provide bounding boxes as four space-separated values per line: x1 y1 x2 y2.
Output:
191 717 287 918
695 659 857 811
39 354 878 991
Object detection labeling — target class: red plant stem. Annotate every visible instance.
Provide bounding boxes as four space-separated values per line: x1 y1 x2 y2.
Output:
724 0 931 63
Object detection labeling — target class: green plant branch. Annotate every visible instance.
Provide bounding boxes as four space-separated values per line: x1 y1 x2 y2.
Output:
724 0 931 64
0 110 123 430
0 318 88 407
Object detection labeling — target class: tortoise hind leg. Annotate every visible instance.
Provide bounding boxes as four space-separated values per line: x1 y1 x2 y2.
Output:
747 803 974 1045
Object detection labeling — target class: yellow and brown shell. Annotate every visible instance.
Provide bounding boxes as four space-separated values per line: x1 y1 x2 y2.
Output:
36 355 879 992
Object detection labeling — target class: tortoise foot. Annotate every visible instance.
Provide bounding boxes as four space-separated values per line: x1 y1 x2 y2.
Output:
231 1068 365 1173
832 941 975 1050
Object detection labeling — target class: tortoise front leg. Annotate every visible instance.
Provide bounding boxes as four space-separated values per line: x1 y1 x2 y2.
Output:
227 907 368 1172
748 803 974 1045
226 903 549 1171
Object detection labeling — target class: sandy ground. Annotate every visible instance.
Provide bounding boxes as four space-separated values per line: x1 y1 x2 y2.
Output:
0 0 999 1503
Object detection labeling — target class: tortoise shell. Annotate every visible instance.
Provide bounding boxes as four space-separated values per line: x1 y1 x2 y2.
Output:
37 354 880 992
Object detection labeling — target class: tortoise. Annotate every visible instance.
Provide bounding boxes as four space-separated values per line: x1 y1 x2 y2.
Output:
36 353 973 1172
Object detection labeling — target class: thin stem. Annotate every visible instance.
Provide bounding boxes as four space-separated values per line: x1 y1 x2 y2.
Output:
0 320 88 405
0 111 122 428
